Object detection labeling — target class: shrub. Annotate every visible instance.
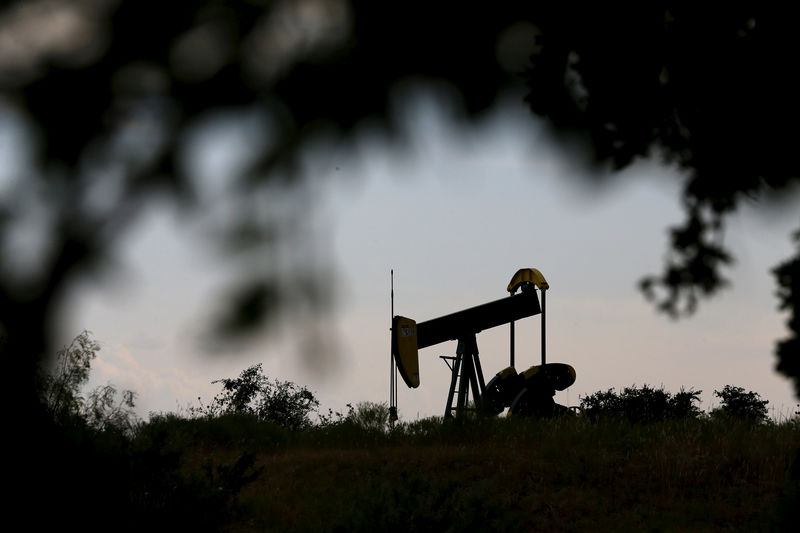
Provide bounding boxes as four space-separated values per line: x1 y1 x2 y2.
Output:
620 385 672 423
346 402 391 432
129 415 263 531
580 388 623 417
711 385 769 423
671 387 704 419
85 384 138 434
39 330 139 433
580 385 702 423
317 403 355 427
39 330 100 420
193 364 319 430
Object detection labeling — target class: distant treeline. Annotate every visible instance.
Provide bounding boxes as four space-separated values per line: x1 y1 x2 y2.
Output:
578 384 778 424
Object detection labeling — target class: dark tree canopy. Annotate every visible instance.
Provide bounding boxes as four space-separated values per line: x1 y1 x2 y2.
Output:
519 6 800 395
1 1 799 424
524 5 800 314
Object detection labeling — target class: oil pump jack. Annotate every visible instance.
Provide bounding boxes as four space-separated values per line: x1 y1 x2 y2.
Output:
391 268 576 418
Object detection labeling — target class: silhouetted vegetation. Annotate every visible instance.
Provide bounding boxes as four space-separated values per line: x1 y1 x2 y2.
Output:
711 384 771 424
29 402 800 532
190 363 319 430
580 385 703 423
27 335 800 530
579 384 778 428
39 330 139 433
142 399 800 532
33 334 266 531
127 415 263 531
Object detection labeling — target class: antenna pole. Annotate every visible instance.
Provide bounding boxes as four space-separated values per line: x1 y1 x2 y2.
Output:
389 269 398 423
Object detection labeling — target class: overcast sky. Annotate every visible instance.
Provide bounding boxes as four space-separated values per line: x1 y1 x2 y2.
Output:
62 90 799 422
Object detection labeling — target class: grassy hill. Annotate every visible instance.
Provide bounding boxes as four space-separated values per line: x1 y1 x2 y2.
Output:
151 414 800 532
31 343 800 531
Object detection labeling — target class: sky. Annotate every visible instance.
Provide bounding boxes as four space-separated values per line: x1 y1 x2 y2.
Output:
61 89 800 422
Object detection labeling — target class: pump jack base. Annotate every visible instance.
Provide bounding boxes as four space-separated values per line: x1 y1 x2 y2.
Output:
481 363 576 417
507 388 572 418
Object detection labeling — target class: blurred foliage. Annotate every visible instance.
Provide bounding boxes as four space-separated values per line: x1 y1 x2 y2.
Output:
523 6 800 310
775 231 800 397
518 5 800 394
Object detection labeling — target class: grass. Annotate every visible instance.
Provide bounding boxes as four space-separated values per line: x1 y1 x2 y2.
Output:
155 415 800 532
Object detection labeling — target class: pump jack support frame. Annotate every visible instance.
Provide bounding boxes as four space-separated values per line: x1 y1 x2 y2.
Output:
442 334 486 417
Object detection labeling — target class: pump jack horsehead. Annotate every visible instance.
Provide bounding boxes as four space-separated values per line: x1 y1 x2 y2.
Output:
391 268 576 418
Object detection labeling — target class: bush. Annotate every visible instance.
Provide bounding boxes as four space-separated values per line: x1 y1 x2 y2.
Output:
39 330 100 421
193 364 319 430
129 415 263 531
39 330 139 434
308 403 394 447
579 388 623 417
711 385 770 423
580 385 702 423
85 384 138 434
346 402 391 432
671 387 705 419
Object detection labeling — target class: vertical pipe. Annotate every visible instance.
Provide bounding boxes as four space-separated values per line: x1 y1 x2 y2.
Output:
509 320 515 368
541 289 546 366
